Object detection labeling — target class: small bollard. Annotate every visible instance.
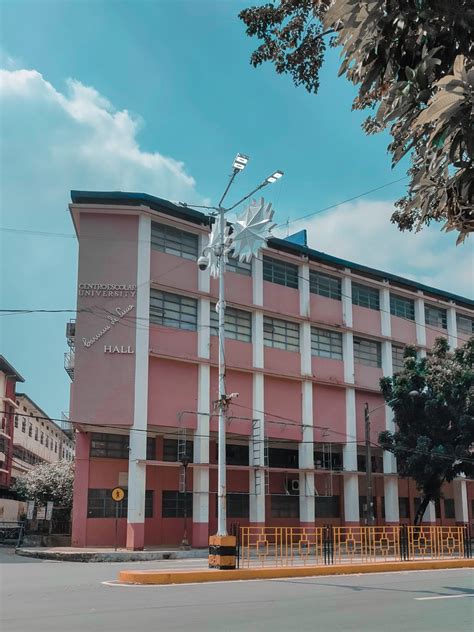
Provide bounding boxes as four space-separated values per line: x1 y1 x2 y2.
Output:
208 535 237 569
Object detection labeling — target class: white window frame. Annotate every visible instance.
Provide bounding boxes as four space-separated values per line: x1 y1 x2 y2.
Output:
311 327 343 360
263 256 299 289
353 336 382 368
424 304 447 330
392 345 405 373
151 221 198 260
390 293 415 320
309 270 342 300
150 289 198 331
210 304 252 342
352 282 380 311
456 313 474 335
263 316 300 351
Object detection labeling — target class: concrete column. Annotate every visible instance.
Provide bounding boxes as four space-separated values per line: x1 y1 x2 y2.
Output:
299 262 310 318
380 284 391 338
253 255 263 307
253 311 264 369
415 292 426 350
250 372 265 525
381 339 399 522
126 214 151 550
343 388 359 524
341 270 352 328
193 363 210 546
197 298 210 359
447 304 458 349
299 380 314 525
71 432 90 547
422 501 437 524
453 477 469 524
198 233 210 293
300 322 312 377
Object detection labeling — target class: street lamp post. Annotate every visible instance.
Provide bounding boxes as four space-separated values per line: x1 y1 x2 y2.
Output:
186 154 282 541
179 454 191 550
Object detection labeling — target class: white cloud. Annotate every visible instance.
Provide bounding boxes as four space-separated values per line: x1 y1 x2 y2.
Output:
0 67 203 417
287 200 473 298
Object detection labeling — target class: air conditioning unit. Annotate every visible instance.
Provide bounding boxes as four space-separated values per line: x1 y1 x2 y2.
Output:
290 479 300 493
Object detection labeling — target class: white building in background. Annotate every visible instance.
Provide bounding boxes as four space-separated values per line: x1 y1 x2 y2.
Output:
12 393 74 481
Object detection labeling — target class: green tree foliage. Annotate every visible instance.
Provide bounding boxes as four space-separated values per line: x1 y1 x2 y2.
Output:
239 1 474 242
378 337 474 524
13 460 74 508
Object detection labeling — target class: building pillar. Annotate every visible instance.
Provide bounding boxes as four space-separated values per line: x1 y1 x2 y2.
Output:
341 272 359 524
299 380 314 526
193 363 210 546
422 501 437 524
71 432 90 547
126 214 150 550
453 477 469 525
415 292 426 352
447 303 458 350
250 372 265 526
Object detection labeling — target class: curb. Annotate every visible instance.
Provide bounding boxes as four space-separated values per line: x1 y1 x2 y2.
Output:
119 559 474 585
15 548 208 563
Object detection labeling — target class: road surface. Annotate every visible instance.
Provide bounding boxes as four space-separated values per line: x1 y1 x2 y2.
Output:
1 548 473 631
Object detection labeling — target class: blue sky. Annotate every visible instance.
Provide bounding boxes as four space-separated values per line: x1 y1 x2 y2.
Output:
1 0 472 420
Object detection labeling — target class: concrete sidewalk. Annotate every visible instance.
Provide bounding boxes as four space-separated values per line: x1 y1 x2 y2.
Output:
15 546 208 562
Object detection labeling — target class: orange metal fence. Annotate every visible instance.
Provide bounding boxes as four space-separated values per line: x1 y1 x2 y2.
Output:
238 525 470 568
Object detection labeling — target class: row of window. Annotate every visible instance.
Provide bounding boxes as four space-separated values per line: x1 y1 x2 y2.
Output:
86 488 340 519
150 222 472 330
13 417 73 457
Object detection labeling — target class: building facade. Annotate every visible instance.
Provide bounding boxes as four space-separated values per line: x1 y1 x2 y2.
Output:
11 394 74 482
0 356 25 494
68 191 474 550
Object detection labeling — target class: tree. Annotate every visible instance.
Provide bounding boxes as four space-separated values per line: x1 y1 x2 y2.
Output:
239 1 474 243
13 460 74 508
378 337 474 524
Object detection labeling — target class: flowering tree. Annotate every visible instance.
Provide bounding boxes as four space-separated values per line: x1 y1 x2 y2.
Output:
379 337 474 524
13 460 74 508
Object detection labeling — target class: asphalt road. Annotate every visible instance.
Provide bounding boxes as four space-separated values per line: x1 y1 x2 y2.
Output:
1 547 473 632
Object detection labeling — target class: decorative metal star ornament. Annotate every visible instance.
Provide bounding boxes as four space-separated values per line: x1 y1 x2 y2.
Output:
206 213 231 278
230 197 276 263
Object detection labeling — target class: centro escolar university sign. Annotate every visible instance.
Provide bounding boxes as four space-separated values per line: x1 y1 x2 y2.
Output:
78 283 137 298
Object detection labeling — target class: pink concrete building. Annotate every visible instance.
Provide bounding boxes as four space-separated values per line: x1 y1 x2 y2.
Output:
67 191 474 550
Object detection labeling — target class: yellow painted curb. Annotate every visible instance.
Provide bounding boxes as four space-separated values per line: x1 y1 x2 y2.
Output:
119 559 474 585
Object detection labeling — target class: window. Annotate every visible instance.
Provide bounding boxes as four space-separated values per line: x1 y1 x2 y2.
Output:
210 305 252 343
54 442 57 453
22 419 26 433
151 221 198 260
263 256 298 289
226 493 249 518
87 489 153 518
162 439 194 462
150 290 197 331
309 270 341 300
425 305 447 329
352 282 380 311
90 433 155 460
45 437 49 448
444 498 455 519
162 491 193 518
14 416 18 428
457 314 474 336
390 294 415 320
392 345 405 373
271 495 299 518
398 497 410 519
263 316 300 351
353 337 382 368
311 327 343 360
315 496 340 518
227 256 251 276
314 448 343 471
224 444 249 466
268 447 298 469
28 425 32 438
34 428 38 441
40 432 44 445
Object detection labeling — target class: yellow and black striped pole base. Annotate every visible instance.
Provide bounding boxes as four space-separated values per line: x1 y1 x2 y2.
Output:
208 535 237 569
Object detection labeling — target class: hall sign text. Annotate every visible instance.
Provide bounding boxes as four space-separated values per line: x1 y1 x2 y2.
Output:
79 283 137 298
104 345 134 354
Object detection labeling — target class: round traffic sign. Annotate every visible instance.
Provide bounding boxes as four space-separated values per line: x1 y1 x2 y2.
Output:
111 487 125 502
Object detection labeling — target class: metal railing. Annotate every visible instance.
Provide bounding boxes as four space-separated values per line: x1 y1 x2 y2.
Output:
238 525 471 568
